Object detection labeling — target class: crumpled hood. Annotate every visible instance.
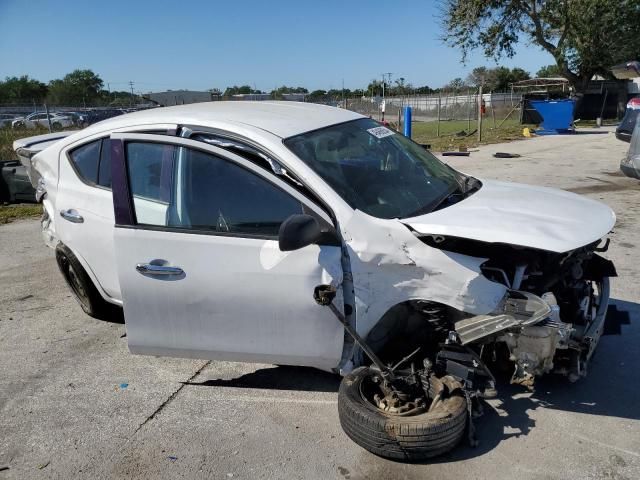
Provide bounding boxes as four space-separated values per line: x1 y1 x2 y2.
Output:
402 179 616 253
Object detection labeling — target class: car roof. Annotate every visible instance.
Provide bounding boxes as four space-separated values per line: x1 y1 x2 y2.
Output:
79 101 364 139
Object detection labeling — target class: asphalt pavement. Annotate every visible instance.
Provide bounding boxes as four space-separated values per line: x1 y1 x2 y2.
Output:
1 127 638 479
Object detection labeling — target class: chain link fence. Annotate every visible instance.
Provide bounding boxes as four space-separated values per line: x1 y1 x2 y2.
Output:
344 91 522 126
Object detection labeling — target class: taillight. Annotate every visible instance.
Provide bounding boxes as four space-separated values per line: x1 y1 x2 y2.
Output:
627 97 640 109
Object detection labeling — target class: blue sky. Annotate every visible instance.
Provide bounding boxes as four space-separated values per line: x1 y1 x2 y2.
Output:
0 0 553 93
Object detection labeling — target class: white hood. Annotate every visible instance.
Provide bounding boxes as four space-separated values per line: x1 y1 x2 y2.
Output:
402 179 616 253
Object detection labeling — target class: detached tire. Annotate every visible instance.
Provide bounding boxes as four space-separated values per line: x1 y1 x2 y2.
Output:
338 367 467 461
55 244 117 321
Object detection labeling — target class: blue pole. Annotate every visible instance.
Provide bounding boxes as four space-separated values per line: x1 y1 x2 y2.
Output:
403 106 412 138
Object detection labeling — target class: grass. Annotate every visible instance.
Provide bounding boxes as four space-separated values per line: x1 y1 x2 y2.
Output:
0 126 54 161
0 204 42 224
410 119 536 152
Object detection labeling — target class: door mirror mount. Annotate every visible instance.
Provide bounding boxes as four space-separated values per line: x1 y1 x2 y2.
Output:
278 214 323 251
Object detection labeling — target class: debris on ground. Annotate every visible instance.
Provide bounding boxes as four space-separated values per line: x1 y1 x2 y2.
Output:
493 152 522 158
442 151 471 157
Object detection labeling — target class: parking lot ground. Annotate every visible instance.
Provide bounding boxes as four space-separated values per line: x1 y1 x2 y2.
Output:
1 127 639 480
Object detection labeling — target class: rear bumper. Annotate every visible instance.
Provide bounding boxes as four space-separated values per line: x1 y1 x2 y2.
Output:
615 131 632 143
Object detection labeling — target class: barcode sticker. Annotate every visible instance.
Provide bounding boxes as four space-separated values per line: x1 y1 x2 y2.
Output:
367 126 395 139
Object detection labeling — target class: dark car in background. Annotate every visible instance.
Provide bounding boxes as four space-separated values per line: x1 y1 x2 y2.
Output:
84 108 127 125
0 160 36 202
616 97 640 142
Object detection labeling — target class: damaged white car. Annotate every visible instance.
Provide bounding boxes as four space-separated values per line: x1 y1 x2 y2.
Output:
15 102 617 461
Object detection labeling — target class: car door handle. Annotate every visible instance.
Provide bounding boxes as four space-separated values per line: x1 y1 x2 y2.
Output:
136 263 184 276
60 209 84 223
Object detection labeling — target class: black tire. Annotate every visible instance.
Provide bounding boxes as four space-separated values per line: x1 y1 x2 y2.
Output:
338 367 467 461
55 244 120 321
52 122 62 130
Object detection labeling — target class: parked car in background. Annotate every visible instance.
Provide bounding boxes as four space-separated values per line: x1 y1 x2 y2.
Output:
61 111 88 127
0 113 20 128
615 97 640 142
0 160 36 202
12 112 74 129
621 111 640 178
14 102 617 461
84 108 126 125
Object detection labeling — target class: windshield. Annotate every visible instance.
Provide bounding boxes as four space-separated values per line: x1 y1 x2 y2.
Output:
284 118 467 219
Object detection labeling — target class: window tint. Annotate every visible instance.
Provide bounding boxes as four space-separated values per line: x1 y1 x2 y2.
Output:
69 139 101 183
126 142 303 236
97 139 112 188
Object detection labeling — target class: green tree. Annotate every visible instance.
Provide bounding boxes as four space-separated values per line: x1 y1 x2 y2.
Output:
444 77 467 91
439 0 640 92
47 69 104 105
223 85 261 96
391 77 413 96
367 79 384 96
414 85 434 94
466 66 529 90
536 64 563 78
0 75 48 103
271 86 309 99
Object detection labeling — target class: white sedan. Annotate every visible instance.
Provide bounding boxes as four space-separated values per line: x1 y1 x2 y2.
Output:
12 112 74 129
14 102 617 461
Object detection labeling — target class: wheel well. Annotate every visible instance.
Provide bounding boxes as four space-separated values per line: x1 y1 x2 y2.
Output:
364 300 465 366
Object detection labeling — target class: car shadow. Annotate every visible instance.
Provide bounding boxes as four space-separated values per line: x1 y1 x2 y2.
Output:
182 298 637 462
572 130 611 135
429 297 638 464
183 365 340 393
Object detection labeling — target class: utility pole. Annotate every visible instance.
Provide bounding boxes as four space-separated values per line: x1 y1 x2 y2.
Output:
129 81 135 107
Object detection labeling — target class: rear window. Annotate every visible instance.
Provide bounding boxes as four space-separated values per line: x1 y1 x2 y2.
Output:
69 140 101 183
69 138 112 187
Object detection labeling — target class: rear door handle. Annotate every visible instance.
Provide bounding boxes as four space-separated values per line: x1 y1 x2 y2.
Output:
60 209 84 223
136 263 184 276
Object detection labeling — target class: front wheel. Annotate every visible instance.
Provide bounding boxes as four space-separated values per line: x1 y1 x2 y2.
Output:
338 367 468 461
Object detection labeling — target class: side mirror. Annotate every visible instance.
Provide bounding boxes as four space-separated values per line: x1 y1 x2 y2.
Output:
278 214 323 251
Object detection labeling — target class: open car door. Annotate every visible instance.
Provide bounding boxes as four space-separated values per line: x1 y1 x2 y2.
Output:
109 133 345 370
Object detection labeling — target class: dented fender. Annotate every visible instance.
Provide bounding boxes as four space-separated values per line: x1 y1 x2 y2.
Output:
340 211 507 340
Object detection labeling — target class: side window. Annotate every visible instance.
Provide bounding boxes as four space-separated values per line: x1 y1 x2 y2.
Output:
126 142 303 236
97 139 112 188
69 139 101 183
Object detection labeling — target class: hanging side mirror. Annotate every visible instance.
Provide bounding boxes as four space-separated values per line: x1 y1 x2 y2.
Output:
278 214 324 251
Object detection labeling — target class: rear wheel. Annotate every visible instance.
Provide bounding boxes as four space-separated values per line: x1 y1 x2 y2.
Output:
55 244 120 321
338 367 468 461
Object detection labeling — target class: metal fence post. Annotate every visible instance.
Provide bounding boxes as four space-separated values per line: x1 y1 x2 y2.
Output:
477 86 483 142
490 92 497 129
437 93 441 137
45 103 52 132
467 88 472 131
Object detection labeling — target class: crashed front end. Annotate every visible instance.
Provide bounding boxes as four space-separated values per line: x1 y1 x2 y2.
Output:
342 206 616 390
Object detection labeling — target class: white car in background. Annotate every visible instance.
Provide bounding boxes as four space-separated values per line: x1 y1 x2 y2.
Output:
14 102 617 461
0 113 20 128
12 112 74 129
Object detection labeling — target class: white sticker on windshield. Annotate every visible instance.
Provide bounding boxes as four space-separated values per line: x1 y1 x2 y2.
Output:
367 126 395 139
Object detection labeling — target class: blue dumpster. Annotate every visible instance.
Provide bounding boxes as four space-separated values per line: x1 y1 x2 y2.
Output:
529 99 576 135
